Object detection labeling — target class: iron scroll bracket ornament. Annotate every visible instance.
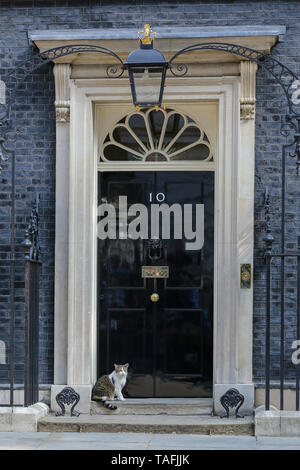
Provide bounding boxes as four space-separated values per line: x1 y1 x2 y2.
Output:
263 186 275 261
0 44 125 171
55 386 81 417
220 388 245 419
168 41 300 175
21 192 40 261
168 42 299 114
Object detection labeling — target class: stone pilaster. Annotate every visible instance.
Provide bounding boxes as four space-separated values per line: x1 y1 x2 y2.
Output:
53 63 71 384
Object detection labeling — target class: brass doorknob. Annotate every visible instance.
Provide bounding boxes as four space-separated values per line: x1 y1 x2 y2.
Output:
150 293 159 302
241 271 251 282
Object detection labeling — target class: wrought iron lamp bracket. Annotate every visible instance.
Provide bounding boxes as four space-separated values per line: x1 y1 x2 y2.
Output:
169 42 300 112
1 41 300 152
0 44 125 167
168 41 300 182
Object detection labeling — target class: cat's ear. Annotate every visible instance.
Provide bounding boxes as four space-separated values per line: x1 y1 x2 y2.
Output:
124 363 129 369
114 364 117 369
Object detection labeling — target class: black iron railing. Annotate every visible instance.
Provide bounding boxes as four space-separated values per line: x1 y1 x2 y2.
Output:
264 249 300 410
0 194 41 407
23 258 41 407
22 193 41 407
263 137 300 410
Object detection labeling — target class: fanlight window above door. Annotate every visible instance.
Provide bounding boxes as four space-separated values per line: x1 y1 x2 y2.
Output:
99 107 213 162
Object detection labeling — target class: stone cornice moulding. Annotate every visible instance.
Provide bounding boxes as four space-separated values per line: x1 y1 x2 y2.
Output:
29 25 286 42
53 63 71 123
240 61 258 120
29 25 285 65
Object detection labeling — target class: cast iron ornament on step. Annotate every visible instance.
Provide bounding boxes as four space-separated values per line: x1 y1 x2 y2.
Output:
220 388 245 419
55 386 81 417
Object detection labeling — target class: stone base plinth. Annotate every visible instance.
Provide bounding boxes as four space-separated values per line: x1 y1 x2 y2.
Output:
213 384 254 416
255 406 300 437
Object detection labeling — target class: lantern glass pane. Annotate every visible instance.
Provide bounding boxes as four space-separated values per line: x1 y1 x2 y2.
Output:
131 67 163 106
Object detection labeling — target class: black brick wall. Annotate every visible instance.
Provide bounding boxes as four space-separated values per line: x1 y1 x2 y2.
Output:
0 0 299 386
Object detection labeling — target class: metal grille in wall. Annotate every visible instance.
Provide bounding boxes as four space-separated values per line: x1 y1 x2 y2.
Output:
0 41 300 407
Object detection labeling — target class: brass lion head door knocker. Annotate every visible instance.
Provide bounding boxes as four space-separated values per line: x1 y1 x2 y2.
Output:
146 238 163 262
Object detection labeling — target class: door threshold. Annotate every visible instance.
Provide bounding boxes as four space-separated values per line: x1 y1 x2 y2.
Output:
90 397 213 416
113 398 213 405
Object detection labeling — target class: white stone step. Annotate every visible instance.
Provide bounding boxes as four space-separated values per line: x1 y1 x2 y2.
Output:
91 398 213 415
38 412 254 435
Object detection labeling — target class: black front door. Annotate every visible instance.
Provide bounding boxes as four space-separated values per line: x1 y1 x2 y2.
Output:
97 171 214 397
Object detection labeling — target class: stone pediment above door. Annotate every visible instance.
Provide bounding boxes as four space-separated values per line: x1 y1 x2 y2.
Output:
29 25 285 70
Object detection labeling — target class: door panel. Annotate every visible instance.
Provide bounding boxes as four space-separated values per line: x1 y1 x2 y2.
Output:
98 171 214 397
98 172 154 396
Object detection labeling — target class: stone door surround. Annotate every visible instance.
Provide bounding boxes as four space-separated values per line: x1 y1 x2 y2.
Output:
29 26 284 414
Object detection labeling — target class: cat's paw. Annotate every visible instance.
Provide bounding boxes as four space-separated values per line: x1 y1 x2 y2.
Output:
119 396 126 401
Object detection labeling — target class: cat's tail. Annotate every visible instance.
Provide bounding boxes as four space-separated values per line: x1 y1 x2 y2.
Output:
101 398 117 410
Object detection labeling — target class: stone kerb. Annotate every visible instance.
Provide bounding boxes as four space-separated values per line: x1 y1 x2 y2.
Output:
255 406 300 437
0 403 49 432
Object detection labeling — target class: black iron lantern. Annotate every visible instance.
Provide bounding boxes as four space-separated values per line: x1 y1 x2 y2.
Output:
125 25 168 109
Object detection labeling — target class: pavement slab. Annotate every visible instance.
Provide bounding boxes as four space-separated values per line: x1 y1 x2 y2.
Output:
1 432 300 450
